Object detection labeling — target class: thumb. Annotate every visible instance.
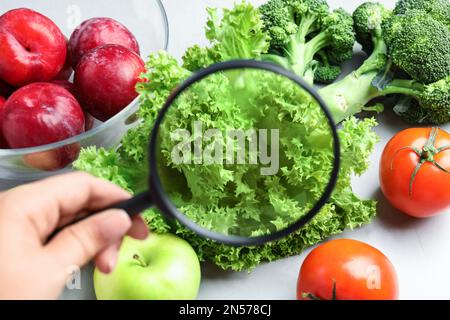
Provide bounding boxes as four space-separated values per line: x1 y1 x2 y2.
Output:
45 209 132 270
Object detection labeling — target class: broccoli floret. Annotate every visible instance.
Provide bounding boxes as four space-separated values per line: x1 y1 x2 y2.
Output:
313 51 341 84
353 2 392 53
320 8 356 62
259 0 299 49
314 63 341 84
390 76 450 124
259 0 355 84
325 46 354 66
260 0 329 48
383 10 450 84
394 0 450 28
420 76 450 123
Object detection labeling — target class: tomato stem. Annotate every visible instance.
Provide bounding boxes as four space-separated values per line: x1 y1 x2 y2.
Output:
432 160 450 174
409 160 425 196
390 146 421 170
437 145 450 153
391 128 450 196
301 281 337 300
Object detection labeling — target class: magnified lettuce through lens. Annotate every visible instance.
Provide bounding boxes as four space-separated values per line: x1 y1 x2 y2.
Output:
155 68 335 237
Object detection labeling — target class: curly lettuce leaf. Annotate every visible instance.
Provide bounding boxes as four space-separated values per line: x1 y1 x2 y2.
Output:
182 2 269 71
73 147 133 192
182 45 221 71
153 68 336 237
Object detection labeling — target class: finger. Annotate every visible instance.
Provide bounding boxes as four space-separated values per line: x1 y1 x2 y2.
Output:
127 216 149 240
94 216 148 273
94 241 121 274
2 172 131 241
57 211 90 229
45 209 132 270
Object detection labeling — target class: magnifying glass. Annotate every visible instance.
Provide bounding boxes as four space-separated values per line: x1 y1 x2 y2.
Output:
57 60 340 246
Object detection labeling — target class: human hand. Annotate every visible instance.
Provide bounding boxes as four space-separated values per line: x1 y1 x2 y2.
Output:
0 172 149 299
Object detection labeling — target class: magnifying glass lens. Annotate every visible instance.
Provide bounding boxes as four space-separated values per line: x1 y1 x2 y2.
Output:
154 66 337 239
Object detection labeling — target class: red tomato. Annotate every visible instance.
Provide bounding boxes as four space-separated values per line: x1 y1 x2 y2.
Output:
297 239 398 300
380 127 450 218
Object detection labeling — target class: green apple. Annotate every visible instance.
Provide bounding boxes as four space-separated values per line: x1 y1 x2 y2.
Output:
93 233 201 300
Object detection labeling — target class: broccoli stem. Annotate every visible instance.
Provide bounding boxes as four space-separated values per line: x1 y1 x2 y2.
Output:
291 33 330 78
302 60 319 85
289 44 315 81
306 31 331 54
267 13 329 85
318 69 382 123
296 14 319 41
318 32 391 123
381 79 425 96
318 54 427 124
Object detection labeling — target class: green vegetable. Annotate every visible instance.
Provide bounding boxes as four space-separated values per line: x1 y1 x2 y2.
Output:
318 1 450 124
394 0 450 28
314 51 343 84
384 9 450 84
75 2 379 271
157 69 338 237
182 3 269 70
353 1 392 54
186 0 450 125
258 0 356 85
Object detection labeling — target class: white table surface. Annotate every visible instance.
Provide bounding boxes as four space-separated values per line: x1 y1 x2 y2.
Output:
2 0 450 300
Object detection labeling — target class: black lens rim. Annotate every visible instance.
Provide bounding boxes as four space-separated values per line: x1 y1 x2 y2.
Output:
148 59 340 246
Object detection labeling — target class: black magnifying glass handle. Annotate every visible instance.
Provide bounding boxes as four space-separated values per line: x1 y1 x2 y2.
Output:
109 192 153 216
47 191 153 242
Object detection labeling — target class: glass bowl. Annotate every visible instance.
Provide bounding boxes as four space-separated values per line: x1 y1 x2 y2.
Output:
0 0 169 182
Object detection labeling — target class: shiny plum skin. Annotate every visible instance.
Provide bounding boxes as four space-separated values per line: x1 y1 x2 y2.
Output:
68 17 140 68
74 44 145 121
0 8 66 87
54 59 73 81
2 83 85 148
54 37 73 81
50 80 95 130
0 96 8 148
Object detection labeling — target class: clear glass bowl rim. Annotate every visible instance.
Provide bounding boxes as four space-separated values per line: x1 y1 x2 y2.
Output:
0 0 169 157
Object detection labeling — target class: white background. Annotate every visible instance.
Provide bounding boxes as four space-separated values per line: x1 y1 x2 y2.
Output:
2 0 450 300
